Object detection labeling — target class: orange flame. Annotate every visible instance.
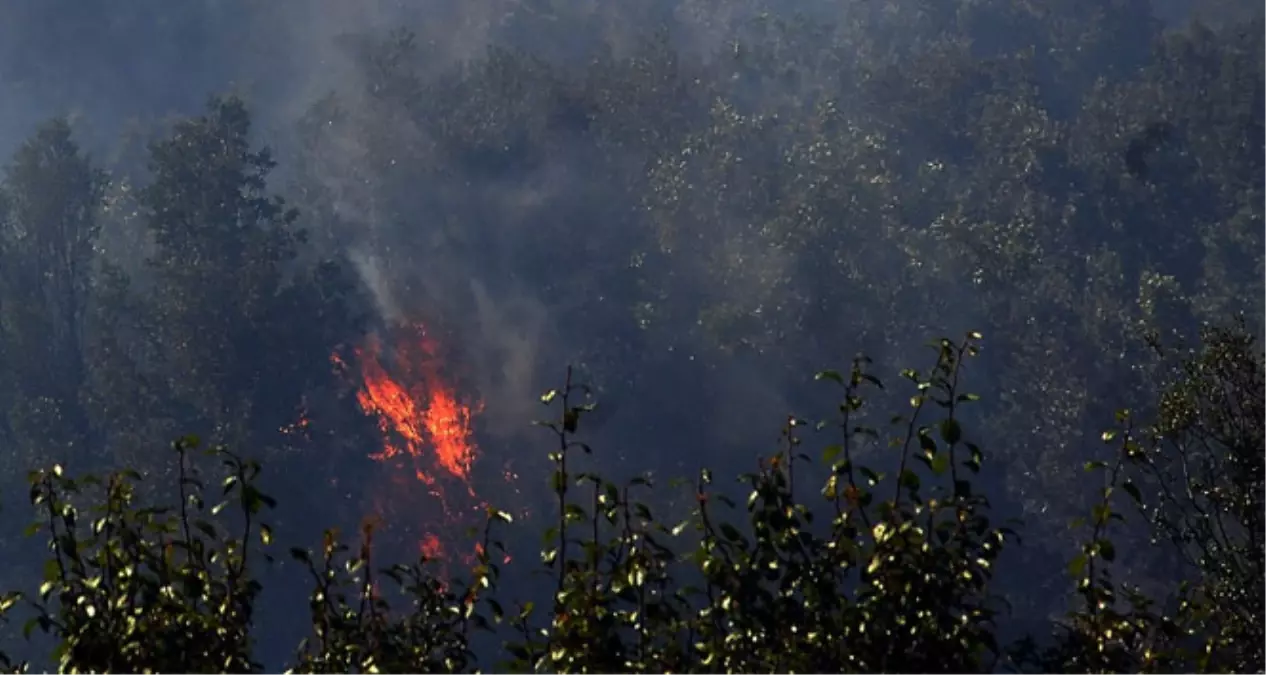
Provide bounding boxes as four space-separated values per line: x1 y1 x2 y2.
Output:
335 323 492 575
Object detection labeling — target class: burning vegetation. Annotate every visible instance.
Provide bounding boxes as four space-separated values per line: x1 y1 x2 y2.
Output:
333 322 506 575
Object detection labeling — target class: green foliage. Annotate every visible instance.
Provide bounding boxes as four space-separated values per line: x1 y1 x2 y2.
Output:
290 334 1018 674
1141 321 1265 670
19 438 272 673
139 96 306 445
56 95 370 512
0 118 106 473
0 324 1255 673
284 519 482 674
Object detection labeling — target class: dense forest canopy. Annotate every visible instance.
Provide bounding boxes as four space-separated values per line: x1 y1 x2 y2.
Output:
0 0 1260 672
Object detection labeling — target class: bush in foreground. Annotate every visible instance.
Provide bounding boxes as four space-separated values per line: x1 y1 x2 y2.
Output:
0 326 1259 673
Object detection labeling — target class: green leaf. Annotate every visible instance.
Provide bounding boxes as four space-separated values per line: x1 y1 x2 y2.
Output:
918 431 937 454
540 390 558 405
195 520 217 540
815 370 845 386
1068 553 1088 578
1092 503 1112 526
260 524 273 546
1099 539 1116 562
1121 480 1142 505
965 443 984 473
939 418 962 444
930 452 950 476
821 444 843 464
42 559 58 583
564 503 587 523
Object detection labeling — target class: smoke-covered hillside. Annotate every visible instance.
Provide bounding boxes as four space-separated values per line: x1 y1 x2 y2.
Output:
0 0 1261 671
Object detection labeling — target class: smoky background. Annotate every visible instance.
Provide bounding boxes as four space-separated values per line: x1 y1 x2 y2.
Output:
0 0 1260 668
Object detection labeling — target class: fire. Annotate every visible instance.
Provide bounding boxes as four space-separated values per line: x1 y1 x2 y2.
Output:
335 322 495 574
279 398 312 440
420 533 444 561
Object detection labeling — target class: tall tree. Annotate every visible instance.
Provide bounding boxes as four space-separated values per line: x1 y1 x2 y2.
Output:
0 119 105 472
137 96 338 463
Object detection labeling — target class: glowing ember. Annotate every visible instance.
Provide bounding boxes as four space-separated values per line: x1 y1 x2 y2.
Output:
279 398 312 441
335 322 492 575
420 533 444 561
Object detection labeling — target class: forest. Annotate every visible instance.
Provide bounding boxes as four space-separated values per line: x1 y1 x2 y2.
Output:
0 0 1261 672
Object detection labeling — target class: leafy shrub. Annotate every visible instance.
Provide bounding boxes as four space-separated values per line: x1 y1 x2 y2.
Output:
0 325 1260 674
